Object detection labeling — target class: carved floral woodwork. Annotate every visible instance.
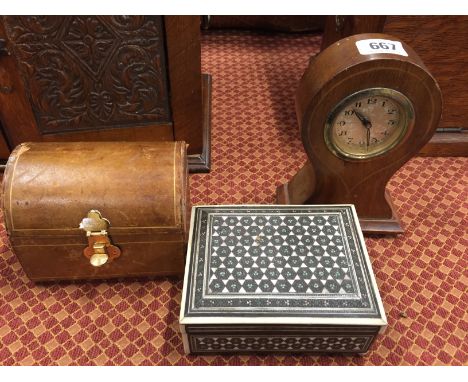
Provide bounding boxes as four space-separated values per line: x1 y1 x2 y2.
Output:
3 16 171 134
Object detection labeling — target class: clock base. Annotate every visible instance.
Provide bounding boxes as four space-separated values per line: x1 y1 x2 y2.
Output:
359 189 404 234
358 217 404 235
276 182 404 235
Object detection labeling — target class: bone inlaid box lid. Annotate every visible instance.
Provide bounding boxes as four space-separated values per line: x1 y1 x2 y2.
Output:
180 205 387 355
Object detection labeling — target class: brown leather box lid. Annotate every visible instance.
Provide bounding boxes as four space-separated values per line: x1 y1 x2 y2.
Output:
2 141 188 239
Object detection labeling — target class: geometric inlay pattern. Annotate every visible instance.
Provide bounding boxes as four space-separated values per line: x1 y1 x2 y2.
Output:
192 335 372 353
208 213 354 295
183 206 384 319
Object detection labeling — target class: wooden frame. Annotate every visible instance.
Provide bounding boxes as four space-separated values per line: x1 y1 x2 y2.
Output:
164 16 211 172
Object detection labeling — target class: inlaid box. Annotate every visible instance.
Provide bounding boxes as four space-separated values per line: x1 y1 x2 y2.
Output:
180 205 387 355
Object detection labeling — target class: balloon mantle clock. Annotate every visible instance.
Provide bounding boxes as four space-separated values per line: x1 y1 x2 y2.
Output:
277 33 442 234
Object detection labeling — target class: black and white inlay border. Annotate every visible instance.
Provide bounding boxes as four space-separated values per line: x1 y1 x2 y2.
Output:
191 334 373 353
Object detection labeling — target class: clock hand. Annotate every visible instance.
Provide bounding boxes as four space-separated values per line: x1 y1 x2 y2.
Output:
353 109 372 149
353 109 372 129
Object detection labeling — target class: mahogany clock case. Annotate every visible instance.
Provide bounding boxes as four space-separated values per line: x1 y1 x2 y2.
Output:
277 33 442 234
321 15 468 157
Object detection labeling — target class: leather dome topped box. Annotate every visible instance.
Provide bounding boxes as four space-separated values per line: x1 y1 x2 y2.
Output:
2 141 189 281
180 205 387 355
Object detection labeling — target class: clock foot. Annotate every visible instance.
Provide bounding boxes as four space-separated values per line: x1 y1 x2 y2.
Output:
358 189 405 235
277 166 404 235
358 217 404 235
277 178 405 235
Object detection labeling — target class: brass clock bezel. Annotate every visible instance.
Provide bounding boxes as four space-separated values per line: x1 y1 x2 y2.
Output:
324 87 415 160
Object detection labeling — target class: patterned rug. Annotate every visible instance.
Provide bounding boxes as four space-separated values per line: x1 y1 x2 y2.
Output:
0 31 467 366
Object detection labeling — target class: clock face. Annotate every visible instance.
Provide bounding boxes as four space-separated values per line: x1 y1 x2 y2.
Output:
324 88 414 159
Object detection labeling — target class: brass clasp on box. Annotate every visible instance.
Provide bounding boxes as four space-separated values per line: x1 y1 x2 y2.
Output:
79 210 121 267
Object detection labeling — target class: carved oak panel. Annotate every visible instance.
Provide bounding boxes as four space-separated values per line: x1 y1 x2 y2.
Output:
3 16 171 134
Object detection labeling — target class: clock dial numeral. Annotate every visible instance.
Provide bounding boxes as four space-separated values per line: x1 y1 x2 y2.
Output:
328 89 412 159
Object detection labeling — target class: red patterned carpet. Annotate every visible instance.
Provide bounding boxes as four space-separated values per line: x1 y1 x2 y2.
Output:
0 31 467 365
